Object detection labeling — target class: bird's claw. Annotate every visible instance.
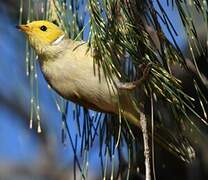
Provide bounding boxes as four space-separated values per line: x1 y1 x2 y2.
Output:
118 62 152 90
139 62 152 80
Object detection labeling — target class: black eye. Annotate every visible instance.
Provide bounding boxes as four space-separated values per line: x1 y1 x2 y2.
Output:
40 25 47 31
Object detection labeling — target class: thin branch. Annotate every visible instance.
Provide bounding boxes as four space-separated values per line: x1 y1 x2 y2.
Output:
140 113 151 180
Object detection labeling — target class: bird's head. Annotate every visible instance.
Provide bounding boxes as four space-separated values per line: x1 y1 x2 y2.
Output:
17 20 65 56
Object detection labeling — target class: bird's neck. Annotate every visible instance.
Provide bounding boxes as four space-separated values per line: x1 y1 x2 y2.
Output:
29 35 69 63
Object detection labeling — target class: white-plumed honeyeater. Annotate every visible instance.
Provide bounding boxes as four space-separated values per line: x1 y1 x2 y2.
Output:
17 20 195 163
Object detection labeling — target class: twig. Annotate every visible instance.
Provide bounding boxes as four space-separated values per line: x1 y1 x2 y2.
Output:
150 92 156 180
140 113 151 180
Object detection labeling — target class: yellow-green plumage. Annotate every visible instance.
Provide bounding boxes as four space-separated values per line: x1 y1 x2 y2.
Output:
18 20 141 127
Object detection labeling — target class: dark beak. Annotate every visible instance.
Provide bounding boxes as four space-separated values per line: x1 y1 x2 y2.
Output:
16 24 30 32
16 25 21 29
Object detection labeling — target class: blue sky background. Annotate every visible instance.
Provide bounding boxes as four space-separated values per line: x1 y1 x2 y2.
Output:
0 3 70 163
0 4 105 178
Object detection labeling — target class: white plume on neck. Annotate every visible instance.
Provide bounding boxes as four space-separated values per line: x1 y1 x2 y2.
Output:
51 34 65 45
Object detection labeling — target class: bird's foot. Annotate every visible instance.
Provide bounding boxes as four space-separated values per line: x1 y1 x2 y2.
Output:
117 62 152 90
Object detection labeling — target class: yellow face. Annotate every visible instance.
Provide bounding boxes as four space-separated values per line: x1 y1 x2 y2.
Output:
17 20 64 45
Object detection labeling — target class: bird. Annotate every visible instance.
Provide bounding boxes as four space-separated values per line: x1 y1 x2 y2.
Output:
17 20 195 162
16 20 147 127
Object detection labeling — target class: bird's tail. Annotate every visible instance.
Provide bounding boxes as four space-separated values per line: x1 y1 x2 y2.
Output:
120 92 196 163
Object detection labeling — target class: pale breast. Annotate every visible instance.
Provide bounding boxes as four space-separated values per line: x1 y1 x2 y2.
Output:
40 48 119 113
